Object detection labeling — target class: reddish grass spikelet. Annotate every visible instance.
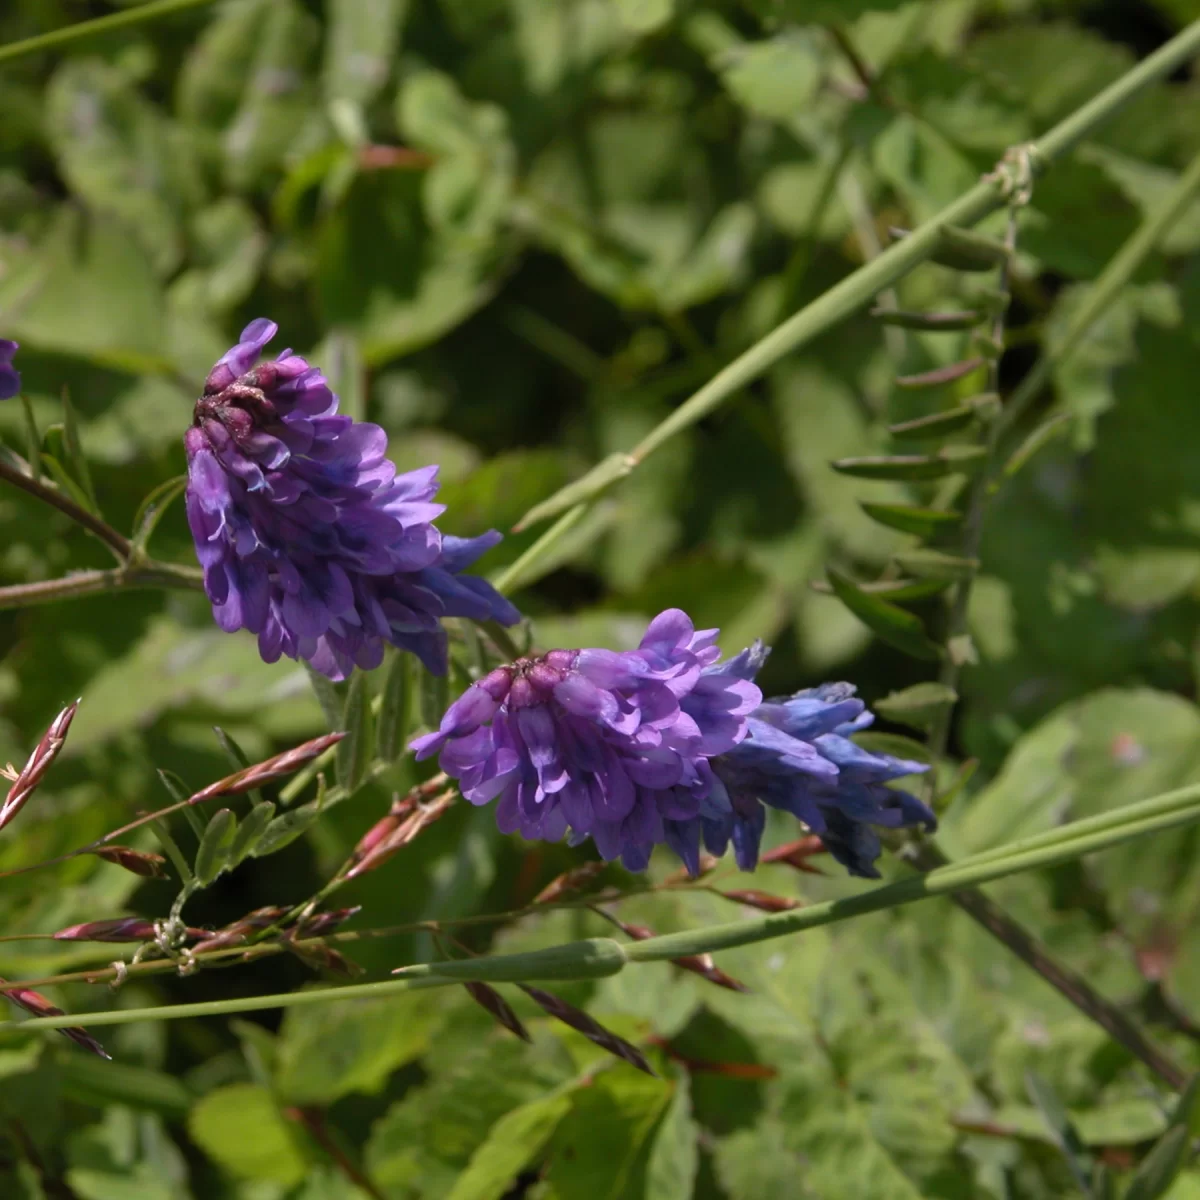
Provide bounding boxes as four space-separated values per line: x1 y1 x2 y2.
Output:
342 790 455 880
603 913 749 993
532 861 607 905
186 732 344 806
0 700 79 832
463 981 532 1042
717 889 802 913
53 918 160 943
90 846 168 877
758 835 828 874
2 978 109 1059
518 984 656 1076
296 907 361 938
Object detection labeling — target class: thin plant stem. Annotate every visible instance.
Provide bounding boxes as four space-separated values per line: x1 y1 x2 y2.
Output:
0 0 220 65
0 458 130 561
996 145 1200 443
0 563 203 611
12 780 1200 1035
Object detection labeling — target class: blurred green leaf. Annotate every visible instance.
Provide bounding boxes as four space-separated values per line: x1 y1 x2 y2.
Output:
1126 1127 1193 1200
645 1070 699 1200
827 568 941 660
187 1084 306 1185
377 649 414 763
322 0 408 107
275 991 445 1105
445 1089 574 1200
717 32 822 121
874 682 958 732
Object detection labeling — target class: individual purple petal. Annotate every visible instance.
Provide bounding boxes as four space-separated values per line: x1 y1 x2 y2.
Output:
0 340 21 400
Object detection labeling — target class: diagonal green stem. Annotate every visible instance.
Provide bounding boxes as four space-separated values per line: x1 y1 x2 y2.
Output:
996 145 1200 443
0 457 130 561
0 563 203 611
0 0 220 65
506 17 1200 578
11 780 1200 1037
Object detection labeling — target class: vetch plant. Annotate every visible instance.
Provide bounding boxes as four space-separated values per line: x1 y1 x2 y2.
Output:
2 4 1200 1199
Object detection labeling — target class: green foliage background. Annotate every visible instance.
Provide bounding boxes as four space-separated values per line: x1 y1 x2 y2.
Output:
3 0 1200 1196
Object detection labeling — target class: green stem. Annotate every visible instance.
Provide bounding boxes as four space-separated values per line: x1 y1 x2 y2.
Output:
0 457 130 561
0 0 220 65
510 17 1200 542
12 780 1200 1035
996 145 1200 443
0 562 203 611
494 502 590 592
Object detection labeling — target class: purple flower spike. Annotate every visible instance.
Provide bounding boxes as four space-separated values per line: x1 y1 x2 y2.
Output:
185 319 520 679
417 624 935 878
412 609 763 871
0 340 20 400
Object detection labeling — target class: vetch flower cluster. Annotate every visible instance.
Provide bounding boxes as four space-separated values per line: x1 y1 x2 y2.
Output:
412 609 762 870
185 319 519 679
414 611 934 876
0 339 20 400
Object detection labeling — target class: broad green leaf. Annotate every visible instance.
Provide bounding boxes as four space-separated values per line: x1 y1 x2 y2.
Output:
66 1109 192 1200
169 199 267 316
717 32 822 121
0 208 167 369
336 670 372 794
539 1067 672 1199
613 0 674 33
46 60 203 275
645 1071 699 1200
826 568 941 660
366 1033 574 1197
178 0 320 190
322 0 409 107
445 1090 573 1200
193 809 237 886
1026 1071 1092 1192
275 991 445 1105
187 1084 306 1185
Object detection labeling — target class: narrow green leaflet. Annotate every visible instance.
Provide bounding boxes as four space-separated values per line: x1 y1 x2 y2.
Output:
826 568 941 660
892 548 979 581
377 649 414 762
860 503 963 538
445 1091 574 1200
336 670 372 794
874 683 959 732
1125 1127 1192 1200
226 800 275 867
192 808 237 886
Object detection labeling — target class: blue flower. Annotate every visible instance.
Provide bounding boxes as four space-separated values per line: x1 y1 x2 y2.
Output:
0 340 20 400
185 319 520 679
694 677 935 878
412 608 763 870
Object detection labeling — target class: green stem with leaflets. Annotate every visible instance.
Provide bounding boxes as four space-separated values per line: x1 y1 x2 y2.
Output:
12 780 1200 1034
503 18 1200 588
